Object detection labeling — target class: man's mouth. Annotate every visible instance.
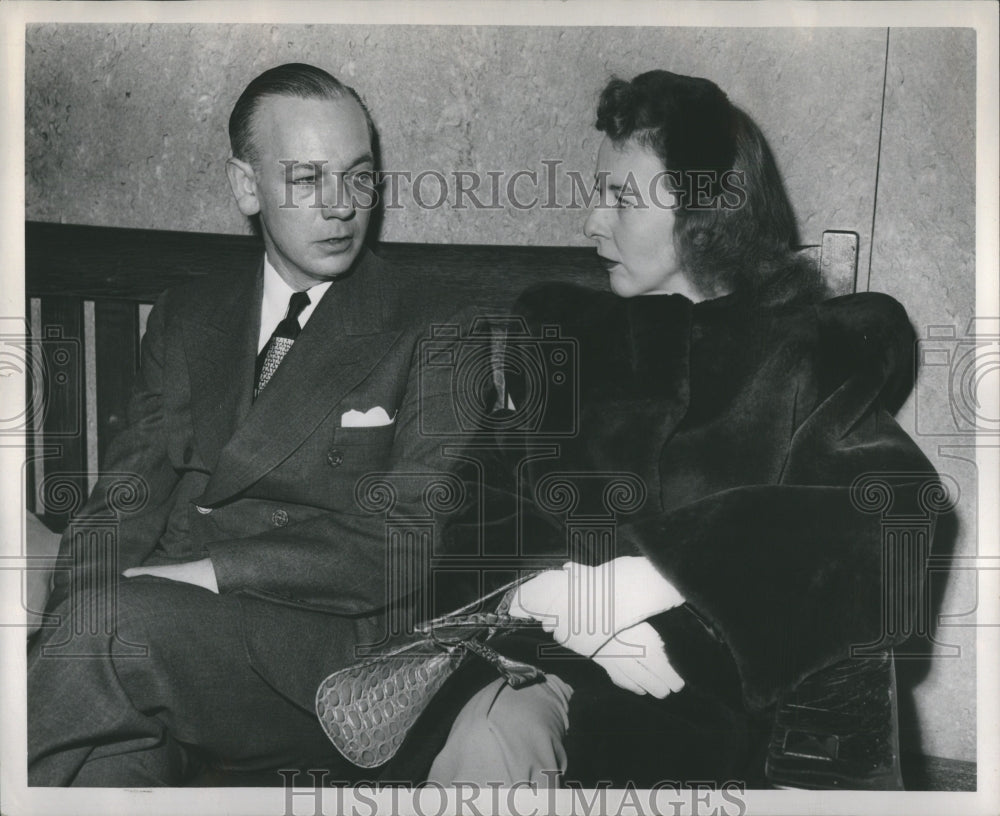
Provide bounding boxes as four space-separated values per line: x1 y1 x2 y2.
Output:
597 255 619 272
320 236 353 252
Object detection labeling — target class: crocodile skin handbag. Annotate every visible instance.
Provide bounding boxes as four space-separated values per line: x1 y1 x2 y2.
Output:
315 580 543 769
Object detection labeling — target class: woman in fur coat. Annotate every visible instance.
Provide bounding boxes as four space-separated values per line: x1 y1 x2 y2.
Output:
345 70 940 790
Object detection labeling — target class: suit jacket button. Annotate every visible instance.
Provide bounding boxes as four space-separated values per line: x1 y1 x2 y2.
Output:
195 505 212 515
271 509 289 527
327 448 344 467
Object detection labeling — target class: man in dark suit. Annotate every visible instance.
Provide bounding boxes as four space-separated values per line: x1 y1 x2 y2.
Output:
28 63 468 786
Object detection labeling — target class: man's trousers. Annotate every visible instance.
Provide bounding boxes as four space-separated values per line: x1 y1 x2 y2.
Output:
28 577 347 786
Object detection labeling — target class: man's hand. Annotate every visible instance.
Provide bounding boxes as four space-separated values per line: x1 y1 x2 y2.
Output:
123 558 219 593
591 621 685 698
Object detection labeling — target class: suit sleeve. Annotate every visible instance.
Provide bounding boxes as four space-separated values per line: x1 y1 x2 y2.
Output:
204 311 479 615
47 292 182 612
622 294 939 710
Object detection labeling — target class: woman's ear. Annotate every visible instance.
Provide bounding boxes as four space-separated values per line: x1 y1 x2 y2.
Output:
226 157 261 216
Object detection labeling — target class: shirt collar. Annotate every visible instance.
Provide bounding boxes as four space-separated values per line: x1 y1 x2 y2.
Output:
262 256 334 313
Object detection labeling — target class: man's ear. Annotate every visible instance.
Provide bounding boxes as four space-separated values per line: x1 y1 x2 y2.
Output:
226 157 261 216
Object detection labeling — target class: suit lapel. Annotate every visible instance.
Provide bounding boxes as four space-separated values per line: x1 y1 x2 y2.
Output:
184 264 261 473
197 251 402 507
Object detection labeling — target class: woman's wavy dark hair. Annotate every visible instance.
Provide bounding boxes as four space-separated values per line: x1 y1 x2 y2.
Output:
596 70 825 304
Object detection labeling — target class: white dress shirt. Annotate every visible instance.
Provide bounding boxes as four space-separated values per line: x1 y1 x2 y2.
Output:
257 257 334 352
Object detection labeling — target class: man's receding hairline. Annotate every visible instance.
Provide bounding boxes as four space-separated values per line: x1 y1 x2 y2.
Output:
251 89 366 125
242 91 370 164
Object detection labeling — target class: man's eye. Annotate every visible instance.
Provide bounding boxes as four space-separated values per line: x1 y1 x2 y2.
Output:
615 194 637 209
291 176 316 186
350 170 375 186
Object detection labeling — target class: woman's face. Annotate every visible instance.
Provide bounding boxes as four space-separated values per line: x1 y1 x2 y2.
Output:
583 137 702 300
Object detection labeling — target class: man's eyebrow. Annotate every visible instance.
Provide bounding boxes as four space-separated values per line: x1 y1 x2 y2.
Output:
291 154 375 172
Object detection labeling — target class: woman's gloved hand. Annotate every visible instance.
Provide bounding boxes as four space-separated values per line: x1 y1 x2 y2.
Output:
592 621 685 698
508 556 685 657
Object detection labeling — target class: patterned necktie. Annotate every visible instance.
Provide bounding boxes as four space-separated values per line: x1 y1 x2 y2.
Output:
254 290 311 398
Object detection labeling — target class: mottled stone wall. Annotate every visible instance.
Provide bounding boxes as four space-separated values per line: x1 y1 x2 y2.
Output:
869 28 978 764
24 24 978 762
26 24 886 253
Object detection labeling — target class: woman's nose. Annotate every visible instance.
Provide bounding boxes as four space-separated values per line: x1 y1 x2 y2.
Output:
584 206 607 240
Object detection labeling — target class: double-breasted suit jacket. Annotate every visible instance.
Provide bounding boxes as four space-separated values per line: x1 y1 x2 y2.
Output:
48 249 470 710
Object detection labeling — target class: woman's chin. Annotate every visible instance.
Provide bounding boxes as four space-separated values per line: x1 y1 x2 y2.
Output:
608 271 635 298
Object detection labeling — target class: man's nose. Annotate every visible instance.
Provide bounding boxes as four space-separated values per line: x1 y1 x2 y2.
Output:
320 174 356 220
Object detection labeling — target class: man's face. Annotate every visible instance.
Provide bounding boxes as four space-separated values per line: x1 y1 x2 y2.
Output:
229 95 374 290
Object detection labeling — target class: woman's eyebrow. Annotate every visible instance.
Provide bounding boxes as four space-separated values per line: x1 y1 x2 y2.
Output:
593 175 622 195
344 152 375 170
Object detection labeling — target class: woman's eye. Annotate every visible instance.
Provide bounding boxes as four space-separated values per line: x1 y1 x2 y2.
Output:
350 170 375 187
291 176 316 186
615 194 637 209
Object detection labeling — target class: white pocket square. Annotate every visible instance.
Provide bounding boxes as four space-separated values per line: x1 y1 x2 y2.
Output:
341 406 395 427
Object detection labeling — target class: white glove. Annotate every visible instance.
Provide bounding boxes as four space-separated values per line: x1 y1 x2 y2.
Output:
592 621 685 698
507 568 566 622
508 557 685 657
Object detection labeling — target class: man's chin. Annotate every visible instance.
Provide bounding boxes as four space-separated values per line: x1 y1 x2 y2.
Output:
310 247 365 280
